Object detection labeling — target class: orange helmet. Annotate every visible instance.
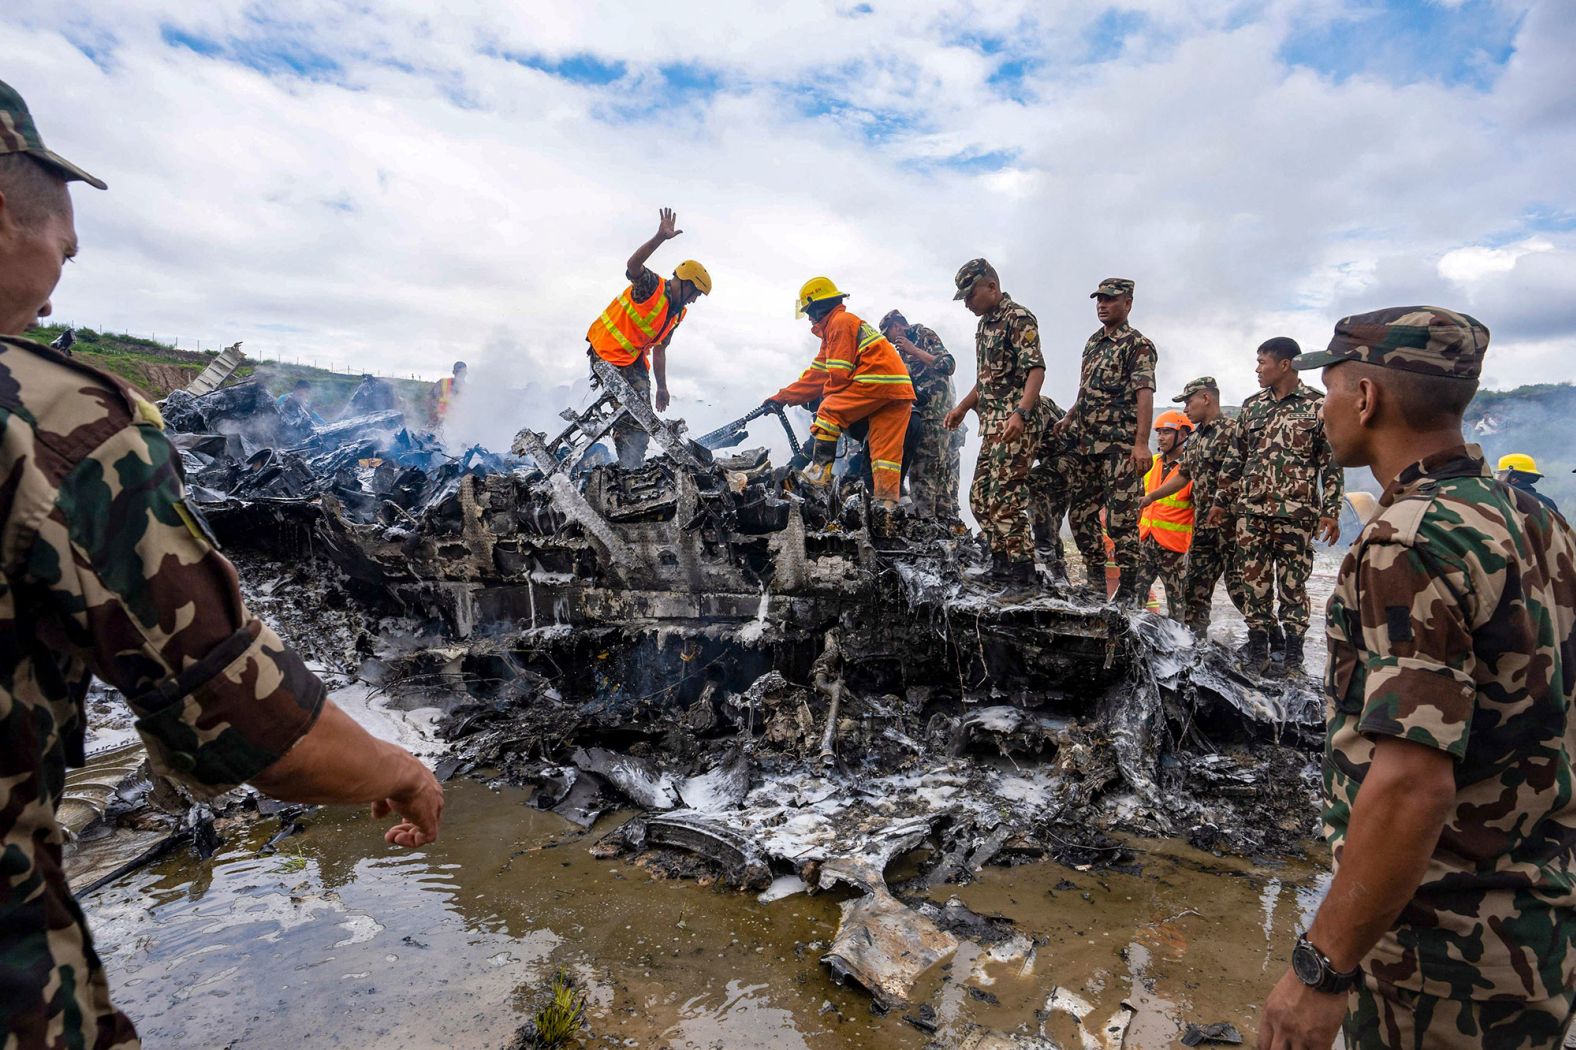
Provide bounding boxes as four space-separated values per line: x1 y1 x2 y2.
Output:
1154 409 1193 432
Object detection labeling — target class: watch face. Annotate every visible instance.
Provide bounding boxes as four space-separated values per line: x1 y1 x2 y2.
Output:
1291 940 1323 985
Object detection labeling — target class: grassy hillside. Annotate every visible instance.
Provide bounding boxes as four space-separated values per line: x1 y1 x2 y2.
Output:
17 324 431 415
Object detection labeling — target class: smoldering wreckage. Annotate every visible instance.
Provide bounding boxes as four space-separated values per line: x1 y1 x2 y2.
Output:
68 357 1324 1031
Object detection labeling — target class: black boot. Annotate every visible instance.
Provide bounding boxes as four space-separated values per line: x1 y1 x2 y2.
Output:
1282 629 1306 675
997 558 1038 602
1245 629 1271 676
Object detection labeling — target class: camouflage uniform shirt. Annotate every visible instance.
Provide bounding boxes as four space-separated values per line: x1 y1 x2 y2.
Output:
895 323 956 421
1323 444 1576 1002
0 336 327 1047
1216 382 1341 521
1178 414 1235 520
975 294 1052 422
1070 324 1157 454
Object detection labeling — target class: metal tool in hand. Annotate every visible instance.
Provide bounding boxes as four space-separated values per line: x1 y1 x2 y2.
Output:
695 402 803 459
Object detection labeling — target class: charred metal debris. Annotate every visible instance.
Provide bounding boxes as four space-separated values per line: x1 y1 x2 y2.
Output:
149 365 1324 1008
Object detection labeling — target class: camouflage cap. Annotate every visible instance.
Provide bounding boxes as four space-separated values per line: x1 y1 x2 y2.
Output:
0 79 106 190
1295 305 1489 378
879 309 908 331
1090 278 1134 299
953 258 995 300
1171 376 1218 403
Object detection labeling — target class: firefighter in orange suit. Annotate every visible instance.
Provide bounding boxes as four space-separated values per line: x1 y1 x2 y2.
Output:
1133 410 1195 618
587 207 712 468
765 277 915 507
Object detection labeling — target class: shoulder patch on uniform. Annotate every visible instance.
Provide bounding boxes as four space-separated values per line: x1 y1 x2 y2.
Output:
173 499 221 552
132 396 165 431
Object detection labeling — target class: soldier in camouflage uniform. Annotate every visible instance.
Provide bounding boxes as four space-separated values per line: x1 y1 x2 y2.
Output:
1212 338 1342 674
879 310 961 527
0 80 443 1049
1141 377 1249 637
944 259 1059 589
1049 279 1156 603
1257 306 1576 1050
1027 433 1070 583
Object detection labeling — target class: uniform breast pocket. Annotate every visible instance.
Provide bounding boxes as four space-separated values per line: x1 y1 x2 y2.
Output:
1286 417 1317 453
1088 356 1126 394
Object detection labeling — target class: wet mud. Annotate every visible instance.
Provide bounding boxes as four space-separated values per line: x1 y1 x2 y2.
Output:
80 779 1328 1049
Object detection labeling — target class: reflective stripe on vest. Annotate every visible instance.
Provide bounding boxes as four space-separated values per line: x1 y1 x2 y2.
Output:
1140 454 1194 552
436 377 456 419
587 282 685 368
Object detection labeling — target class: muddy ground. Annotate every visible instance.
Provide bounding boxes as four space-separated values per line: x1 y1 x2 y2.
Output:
73 549 1342 1048
82 778 1329 1049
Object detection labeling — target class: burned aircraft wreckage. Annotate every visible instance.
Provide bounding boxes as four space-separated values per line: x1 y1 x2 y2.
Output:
109 360 1323 1009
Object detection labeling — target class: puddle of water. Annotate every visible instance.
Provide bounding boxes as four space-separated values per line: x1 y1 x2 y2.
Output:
81 780 1329 1049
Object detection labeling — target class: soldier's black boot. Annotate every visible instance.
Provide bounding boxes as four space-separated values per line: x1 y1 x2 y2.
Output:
996 558 1038 603
1245 629 1271 676
1263 621 1287 676
1282 629 1306 676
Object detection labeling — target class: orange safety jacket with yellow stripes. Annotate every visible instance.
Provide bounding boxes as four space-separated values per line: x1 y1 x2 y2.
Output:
435 376 458 420
587 279 687 369
1139 453 1194 553
771 304 915 406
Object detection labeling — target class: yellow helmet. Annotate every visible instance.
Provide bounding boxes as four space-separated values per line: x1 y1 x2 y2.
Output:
1497 452 1541 477
674 259 711 296
795 276 847 318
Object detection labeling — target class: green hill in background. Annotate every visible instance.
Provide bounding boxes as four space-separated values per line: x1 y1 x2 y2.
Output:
18 324 433 418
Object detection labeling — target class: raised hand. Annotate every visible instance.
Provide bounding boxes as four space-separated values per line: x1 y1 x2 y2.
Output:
657 207 683 240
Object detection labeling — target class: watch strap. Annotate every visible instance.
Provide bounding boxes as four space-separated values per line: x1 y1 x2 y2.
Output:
1298 933 1359 993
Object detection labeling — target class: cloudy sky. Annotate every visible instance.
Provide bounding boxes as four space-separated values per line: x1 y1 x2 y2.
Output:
5 0 1573 454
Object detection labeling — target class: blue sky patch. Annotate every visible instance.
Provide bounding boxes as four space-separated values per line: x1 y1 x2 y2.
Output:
898 146 1020 175
500 50 628 86
1082 8 1150 64
159 22 343 79
1278 0 1521 90
160 24 223 57
987 56 1041 103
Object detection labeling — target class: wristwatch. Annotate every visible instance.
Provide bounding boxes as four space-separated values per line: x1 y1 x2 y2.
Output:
1291 933 1359 994
1011 406 1030 422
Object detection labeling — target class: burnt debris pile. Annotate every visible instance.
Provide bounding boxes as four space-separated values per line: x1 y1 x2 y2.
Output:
157 361 1324 1010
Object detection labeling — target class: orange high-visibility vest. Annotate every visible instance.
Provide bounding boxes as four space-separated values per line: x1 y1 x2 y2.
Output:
587 280 687 369
1139 453 1194 553
435 377 457 420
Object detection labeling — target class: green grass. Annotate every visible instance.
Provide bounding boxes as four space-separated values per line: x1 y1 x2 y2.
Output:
17 323 434 408
531 969 587 1047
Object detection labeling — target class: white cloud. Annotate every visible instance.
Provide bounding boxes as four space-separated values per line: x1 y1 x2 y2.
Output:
1437 237 1554 284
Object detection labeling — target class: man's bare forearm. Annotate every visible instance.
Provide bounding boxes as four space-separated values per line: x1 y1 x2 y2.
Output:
1134 388 1154 447
251 699 426 806
626 232 665 278
1020 368 1044 414
1305 738 1456 970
